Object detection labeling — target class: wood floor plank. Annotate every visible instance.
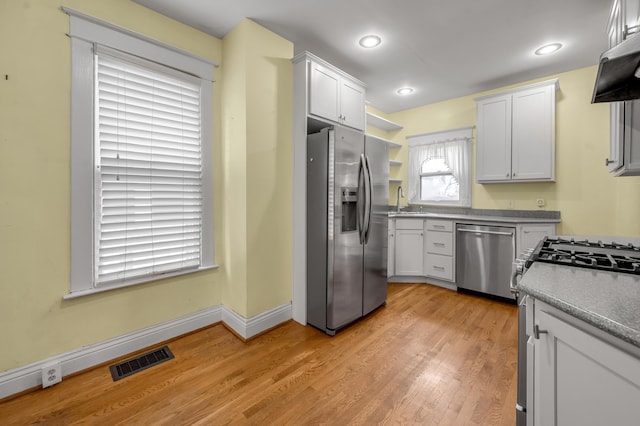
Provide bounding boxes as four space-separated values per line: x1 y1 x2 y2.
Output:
0 284 518 425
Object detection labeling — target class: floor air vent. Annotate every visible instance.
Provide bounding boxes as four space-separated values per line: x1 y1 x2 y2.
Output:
109 345 174 381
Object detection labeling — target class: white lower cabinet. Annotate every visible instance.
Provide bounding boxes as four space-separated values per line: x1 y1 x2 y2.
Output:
529 299 640 426
387 219 395 277
516 223 556 254
424 219 454 281
394 219 424 276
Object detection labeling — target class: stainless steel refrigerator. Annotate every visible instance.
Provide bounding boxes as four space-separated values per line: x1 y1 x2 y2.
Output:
306 125 388 335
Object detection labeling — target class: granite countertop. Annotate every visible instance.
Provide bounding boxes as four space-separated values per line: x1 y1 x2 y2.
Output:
388 208 561 224
518 262 640 349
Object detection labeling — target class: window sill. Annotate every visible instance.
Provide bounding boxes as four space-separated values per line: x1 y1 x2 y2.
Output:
63 264 220 300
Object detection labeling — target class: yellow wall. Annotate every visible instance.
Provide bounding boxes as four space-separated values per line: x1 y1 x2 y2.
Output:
0 0 224 372
0 1 294 375
221 20 293 317
220 19 249 315
378 66 640 238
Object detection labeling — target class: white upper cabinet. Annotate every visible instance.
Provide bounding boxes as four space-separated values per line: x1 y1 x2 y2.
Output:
476 80 558 183
308 59 366 131
606 0 640 176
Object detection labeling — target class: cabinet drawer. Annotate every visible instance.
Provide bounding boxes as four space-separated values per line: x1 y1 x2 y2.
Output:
425 254 453 281
426 231 453 256
426 219 453 232
396 218 424 230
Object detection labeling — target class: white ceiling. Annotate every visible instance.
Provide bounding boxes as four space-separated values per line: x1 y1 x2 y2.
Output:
132 0 612 113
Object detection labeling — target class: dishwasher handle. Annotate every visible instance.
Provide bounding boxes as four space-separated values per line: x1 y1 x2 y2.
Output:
457 228 514 237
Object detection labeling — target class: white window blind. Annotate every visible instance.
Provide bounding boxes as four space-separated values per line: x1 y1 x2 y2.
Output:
95 50 204 285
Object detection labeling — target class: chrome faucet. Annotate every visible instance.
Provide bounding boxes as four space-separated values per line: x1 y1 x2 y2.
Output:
396 186 404 212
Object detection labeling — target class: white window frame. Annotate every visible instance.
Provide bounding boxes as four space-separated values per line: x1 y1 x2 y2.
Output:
419 158 459 202
407 127 473 207
65 8 218 299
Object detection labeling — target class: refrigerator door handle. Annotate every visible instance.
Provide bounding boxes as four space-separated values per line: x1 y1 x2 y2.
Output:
363 155 373 244
357 154 367 244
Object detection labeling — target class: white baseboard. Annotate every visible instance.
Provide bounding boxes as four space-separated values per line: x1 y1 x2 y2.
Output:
0 302 292 400
388 277 457 291
222 302 292 339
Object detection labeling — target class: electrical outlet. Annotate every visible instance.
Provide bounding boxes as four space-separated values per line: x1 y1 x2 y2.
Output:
41 363 62 388
536 198 546 208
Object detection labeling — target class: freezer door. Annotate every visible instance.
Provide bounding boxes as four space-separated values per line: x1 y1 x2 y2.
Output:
328 126 365 330
363 136 389 315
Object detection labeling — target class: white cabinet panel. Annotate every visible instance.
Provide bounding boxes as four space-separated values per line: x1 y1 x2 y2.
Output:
309 61 340 124
476 80 557 183
512 85 555 181
388 219 395 277
425 231 453 256
395 229 424 275
533 302 640 426
425 219 453 233
424 219 454 282
606 0 640 176
396 218 425 230
477 95 512 181
516 223 556 255
340 79 366 130
424 254 453 281
308 59 365 131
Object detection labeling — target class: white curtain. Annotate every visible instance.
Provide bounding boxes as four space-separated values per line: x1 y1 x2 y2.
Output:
407 127 473 207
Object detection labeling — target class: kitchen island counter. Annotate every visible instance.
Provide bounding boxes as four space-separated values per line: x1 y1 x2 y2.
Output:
518 261 640 349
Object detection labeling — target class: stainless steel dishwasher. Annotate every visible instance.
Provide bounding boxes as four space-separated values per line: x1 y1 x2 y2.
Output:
456 224 516 300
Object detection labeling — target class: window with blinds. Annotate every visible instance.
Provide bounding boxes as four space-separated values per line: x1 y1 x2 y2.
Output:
95 51 203 285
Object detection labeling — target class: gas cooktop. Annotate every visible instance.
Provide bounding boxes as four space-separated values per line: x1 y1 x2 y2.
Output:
527 237 640 275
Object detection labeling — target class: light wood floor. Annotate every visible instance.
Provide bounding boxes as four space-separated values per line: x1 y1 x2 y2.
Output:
0 284 518 425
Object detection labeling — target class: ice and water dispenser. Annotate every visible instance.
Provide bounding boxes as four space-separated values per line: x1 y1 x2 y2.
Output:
341 187 358 232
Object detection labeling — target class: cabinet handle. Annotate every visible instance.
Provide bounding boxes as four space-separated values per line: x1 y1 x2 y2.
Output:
434 225 445 229
605 158 614 166
433 266 445 271
513 172 516 177
506 173 510 177
433 242 445 247
533 325 548 339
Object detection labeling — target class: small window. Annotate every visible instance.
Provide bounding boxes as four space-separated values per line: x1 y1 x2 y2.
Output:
420 158 460 202
407 128 472 207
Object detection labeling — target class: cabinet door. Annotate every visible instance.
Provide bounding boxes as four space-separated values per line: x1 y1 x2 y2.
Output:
424 253 454 281
340 79 366 131
388 220 395 277
309 61 341 123
606 0 640 175
476 95 512 182
621 100 640 175
517 223 555 254
534 308 640 426
511 85 555 181
395 229 424 275
425 231 453 256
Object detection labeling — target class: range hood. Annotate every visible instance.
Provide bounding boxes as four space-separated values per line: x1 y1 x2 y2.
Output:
592 31 640 103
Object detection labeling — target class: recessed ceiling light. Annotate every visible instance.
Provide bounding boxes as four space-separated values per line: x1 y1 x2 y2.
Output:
359 35 382 48
535 43 563 55
397 87 414 95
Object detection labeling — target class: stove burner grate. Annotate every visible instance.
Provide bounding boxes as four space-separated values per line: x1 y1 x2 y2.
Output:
528 237 640 275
